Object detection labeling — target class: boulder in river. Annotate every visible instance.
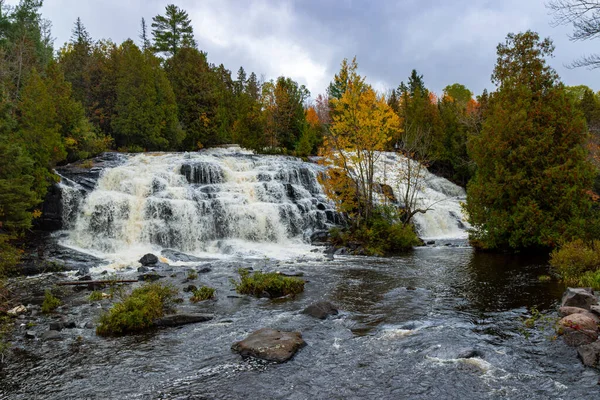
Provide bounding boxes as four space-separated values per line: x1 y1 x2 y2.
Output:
154 313 213 327
139 253 158 266
590 305 600 317
561 288 598 310
231 328 305 363
558 313 599 333
561 327 598 347
559 306 588 317
302 301 338 319
577 340 600 367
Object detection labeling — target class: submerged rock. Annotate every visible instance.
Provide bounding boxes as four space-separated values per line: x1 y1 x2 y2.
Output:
231 328 305 363
160 249 203 263
302 301 338 320
577 341 600 367
41 331 62 341
139 254 158 266
154 313 213 327
561 288 598 310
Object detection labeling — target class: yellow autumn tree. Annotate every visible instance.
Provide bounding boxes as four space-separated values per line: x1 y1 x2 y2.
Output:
320 58 401 225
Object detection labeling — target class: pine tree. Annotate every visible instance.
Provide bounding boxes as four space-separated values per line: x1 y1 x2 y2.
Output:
112 40 182 150
140 17 150 51
151 4 196 57
466 31 595 251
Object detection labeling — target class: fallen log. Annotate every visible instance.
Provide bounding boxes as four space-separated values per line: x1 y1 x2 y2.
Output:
57 280 138 286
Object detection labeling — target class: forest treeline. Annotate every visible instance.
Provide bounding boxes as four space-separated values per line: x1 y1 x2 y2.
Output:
2 1 600 266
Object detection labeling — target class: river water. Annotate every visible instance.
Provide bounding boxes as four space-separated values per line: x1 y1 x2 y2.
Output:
1 150 598 399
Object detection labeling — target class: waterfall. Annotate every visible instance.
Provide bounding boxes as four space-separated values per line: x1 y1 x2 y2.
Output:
374 152 470 240
61 148 340 260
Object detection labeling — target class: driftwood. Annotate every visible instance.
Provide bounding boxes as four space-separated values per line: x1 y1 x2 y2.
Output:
57 280 138 286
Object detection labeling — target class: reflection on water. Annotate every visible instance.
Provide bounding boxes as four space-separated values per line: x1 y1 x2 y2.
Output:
2 246 594 400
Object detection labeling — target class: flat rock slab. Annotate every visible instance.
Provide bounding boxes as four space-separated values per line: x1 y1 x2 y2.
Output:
231 328 305 363
154 313 213 327
302 301 339 320
561 288 598 310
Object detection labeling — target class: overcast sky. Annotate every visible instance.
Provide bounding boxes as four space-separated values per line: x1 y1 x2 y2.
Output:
23 0 600 98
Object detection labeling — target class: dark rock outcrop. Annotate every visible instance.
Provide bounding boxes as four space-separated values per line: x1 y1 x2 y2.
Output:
138 272 163 282
160 249 203 263
154 313 213 327
231 328 305 363
139 254 158 266
302 301 339 320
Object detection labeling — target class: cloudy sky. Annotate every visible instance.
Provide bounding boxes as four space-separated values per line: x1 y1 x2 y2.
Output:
27 0 600 98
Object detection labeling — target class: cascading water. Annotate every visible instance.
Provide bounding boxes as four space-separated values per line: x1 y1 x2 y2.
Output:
60 148 341 261
374 152 470 240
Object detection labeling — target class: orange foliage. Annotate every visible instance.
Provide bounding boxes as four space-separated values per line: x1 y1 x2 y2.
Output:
306 106 320 128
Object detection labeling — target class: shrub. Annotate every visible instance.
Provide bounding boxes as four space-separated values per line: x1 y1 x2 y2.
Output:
41 290 61 313
190 286 215 302
331 207 421 256
187 270 198 281
96 283 177 337
88 291 104 301
549 239 600 287
233 269 305 298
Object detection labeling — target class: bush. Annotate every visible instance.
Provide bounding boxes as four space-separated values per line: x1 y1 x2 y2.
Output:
549 239 600 287
332 207 422 256
88 291 104 301
190 286 215 302
96 283 177 337
233 269 305 298
41 290 61 314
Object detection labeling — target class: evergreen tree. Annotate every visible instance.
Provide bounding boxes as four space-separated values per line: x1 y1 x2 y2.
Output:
466 31 595 251
112 40 182 150
140 17 150 51
165 47 219 148
17 68 66 199
151 4 196 57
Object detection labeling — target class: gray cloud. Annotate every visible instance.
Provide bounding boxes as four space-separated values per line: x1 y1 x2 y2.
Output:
26 0 600 97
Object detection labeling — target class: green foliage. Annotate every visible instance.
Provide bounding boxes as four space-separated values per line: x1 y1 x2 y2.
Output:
233 269 305 299
187 269 198 280
190 286 215 302
443 83 473 104
466 31 595 251
331 207 421 256
41 290 61 314
111 40 183 150
550 239 600 288
96 283 177 337
88 290 104 301
151 4 196 57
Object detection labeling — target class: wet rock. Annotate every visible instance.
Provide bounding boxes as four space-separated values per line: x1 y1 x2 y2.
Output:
457 348 484 359
302 301 338 320
25 331 35 339
406 286 417 291
198 266 212 274
137 266 150 273
561 288 598 310
183 285 198 293
558 313 599 333
591 305 600 317
41 331 62 341
231 328 305 363
334 247 349 256
154 313 213 327
139 254 158 266
559 306 588 317
138 272 163 282
160 249 202 263
49 322 63 331
7 305 27 317
426 241 435 245
310 230 329 244
577 341 600 367
84 321 94 329
63 321 76 329
561 327 598 347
